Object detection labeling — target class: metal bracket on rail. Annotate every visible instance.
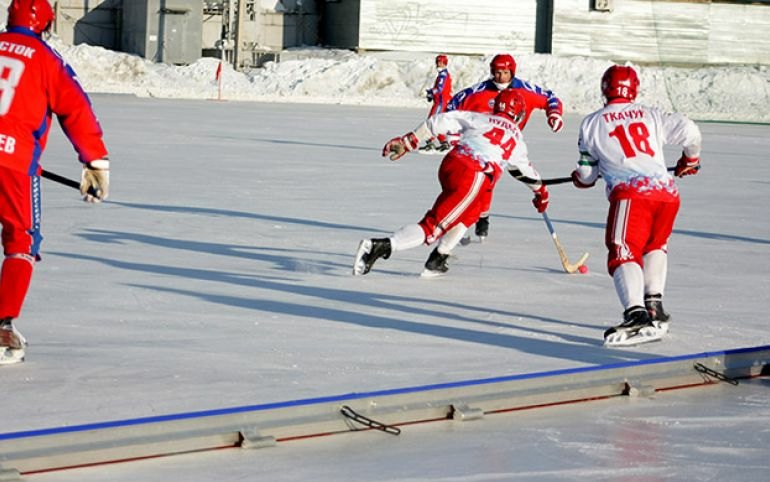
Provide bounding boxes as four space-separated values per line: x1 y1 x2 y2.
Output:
450 404 485 421
239 427 277 449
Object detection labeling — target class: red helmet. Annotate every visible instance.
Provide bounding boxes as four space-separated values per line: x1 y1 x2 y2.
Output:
494 89 526 123
7 0 54 35
435 54 448 65
601 65 639 102
490 54 516 76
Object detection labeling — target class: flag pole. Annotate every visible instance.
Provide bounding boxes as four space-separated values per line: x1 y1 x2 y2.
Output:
216 59 223 101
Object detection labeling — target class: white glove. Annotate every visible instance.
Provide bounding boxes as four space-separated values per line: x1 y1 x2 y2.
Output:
80 158 110 203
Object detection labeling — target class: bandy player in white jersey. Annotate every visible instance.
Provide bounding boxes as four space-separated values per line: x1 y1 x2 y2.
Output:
571 65 702 346
354 90 549 278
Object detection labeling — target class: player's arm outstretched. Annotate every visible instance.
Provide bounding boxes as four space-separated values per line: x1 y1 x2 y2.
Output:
382 113 463 160
47 49 110 202
507 162 549 213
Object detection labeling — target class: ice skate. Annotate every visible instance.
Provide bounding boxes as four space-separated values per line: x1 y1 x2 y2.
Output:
604 306 666 347
353 238 392 276
474 216 490 242
645 294 671 330
420 247 449 278
0 318 26 366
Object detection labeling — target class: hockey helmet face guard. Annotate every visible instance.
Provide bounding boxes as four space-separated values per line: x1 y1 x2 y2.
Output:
601 65 639 103
7 0 54 35
494 90 526 125
435 54 448 67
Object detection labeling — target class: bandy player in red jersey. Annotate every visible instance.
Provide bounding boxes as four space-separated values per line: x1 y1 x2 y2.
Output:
0 0 110 365
571 65 702 347
353 90 549 278
449 54 563 131
448 54 563 241
421 54 453 151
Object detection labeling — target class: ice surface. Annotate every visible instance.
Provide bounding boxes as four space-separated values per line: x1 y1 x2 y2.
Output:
1 96 768 480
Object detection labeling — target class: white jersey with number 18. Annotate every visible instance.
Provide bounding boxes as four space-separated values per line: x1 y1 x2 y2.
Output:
577 102 701 199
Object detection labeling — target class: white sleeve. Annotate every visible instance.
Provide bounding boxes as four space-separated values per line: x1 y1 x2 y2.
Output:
411 121 432 144
505 139 544 190
575 118 600 185
425 111 476 136
409 112 468 145
660 111 702 158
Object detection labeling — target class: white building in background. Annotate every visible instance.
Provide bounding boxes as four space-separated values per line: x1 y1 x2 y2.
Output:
2 0 768 68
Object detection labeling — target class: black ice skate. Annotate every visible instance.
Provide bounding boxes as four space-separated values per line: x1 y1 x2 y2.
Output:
353 238 392 276
420 247 450 278
474 216 490 241
604 306 666 347
645 294 671 329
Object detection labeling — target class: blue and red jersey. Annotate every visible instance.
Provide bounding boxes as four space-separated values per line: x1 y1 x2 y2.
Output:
448 78 562 130
428 68 452 117
0 27 107 176
429 69 452 106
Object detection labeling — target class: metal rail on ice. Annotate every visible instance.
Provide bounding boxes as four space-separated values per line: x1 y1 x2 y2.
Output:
1 345 768 477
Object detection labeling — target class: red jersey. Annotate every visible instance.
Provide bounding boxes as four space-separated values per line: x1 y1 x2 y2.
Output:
448 78 563 130
0 27 107 176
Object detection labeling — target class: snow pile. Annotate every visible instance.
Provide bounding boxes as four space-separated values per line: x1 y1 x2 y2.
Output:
63 41 769 123
38 38 768 123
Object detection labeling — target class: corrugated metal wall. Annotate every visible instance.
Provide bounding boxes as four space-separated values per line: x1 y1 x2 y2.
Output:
4 0 764 67
553 0 770 65
348 0 770 65
706 3 769 65
357 0 538 54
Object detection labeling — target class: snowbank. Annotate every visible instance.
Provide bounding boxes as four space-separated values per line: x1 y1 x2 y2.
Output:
47 39 770 123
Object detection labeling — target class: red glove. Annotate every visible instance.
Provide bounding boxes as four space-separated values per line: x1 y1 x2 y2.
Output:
532 185 549 213
547 112 563 133
571 170 595 189
674 153 700 177
382 133 419 161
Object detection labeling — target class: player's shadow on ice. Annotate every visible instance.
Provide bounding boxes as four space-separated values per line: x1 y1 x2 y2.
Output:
73 228 597 332
497 214 770 245
52 243 661 365
125 283 659 366
107 201 389 235
209 134 376 152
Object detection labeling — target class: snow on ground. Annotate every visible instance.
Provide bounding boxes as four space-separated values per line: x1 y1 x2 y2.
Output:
50 39 770 124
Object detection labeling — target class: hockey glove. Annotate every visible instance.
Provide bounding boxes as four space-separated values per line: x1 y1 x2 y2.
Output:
80 158 110 203
674 153 700 178
426 89 434 102
532 184 549 213
382 133 420 161
571 170 595 189
547 113 564 133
